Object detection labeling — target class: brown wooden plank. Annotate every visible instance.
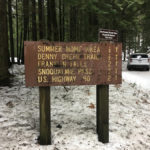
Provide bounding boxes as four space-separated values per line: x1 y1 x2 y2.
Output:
24 41 122 86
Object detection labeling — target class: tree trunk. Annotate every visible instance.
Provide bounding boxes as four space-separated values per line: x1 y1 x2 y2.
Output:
59 0 62 41
19 29 23 64
121 31 126 61
31 0 37 41
137 33 140 52
8 0 14 63
22 0 29 63
38 0 45 39
70 6 77 41
0 0 9 81
47 0 52 40
134 36 137 53
51 0 59 41
16 0 19 64
62 0 65 41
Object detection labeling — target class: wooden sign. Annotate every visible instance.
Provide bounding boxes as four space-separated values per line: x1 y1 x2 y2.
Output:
99 29 118 41
24 41 122 86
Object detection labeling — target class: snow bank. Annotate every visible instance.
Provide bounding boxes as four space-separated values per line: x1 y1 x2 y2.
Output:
0 65 150 150
122 61 150 92
122 71 150 91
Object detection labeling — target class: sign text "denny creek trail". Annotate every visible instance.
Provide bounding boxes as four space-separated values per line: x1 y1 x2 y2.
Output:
24 41 122 86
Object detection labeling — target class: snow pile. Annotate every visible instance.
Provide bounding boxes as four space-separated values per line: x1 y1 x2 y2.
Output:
122 61 150 92
0 65 150 149
123 71 150 91
9 64 25 75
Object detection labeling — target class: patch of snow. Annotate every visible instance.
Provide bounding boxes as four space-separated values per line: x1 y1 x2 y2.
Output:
122 71 150 91
122 61 150 92
0 65 150 149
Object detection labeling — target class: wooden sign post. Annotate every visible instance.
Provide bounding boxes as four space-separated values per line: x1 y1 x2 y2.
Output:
96 85 109 143
24 41 122 145
39 87 51 145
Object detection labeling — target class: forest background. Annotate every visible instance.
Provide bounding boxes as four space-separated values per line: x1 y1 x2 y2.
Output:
0 0 150 81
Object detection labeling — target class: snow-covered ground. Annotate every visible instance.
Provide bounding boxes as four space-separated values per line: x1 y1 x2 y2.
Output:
0 65 150 150
122 61 150 92
123 71 150 91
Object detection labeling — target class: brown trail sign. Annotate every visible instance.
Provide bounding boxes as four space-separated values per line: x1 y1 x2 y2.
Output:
24 41 122 145
24 41 122 86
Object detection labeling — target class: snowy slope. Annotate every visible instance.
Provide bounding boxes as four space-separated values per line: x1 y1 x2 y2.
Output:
0 65 150 150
